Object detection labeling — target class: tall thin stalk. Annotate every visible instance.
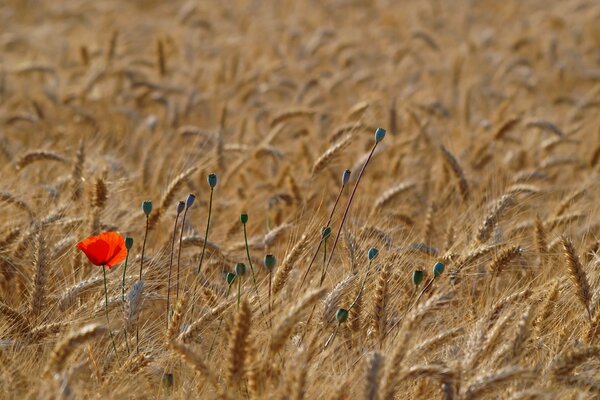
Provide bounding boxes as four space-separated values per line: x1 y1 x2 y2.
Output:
167 202 184 330
323 129 385 282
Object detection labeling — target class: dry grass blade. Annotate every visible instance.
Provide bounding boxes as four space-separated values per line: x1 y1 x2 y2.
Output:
270 288 326 353
440 145 469 201
148 166 197 229
15 150 69 170
44 323 107 377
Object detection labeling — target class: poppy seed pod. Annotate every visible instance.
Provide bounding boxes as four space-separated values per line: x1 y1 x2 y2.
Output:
240 213 248 224
321 226 332 240
125 237 134 250
142 201 153 216
207 173 218 188
185 194 195 209
433 261 445 277
235 262 246 276
264 254 276 270
336 308 349 324
176 201 185 215
342 169 351 185
374 127 386 143
413 270 424 286
226 272 236 285
368 247 379 261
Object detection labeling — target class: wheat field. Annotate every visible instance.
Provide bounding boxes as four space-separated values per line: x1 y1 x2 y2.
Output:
1 0 600 398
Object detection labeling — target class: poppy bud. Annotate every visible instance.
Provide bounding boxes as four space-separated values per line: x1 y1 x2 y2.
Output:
226 272 236 285
342 169 351 185
240 213 248 224
208 173 218 188
185 194 195 209
142 201 153 216
264 254 276 271
336 308 349 324
412 270 424 286
125 237 134 250
374 127 386 143
368 247 379 261
321 226 332 240
433 261 445 277
176 201 185 215
235 262 246 276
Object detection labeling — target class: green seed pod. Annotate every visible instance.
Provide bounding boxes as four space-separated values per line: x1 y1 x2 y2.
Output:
368 247 379 261
412 270 424 286
142 201 153 216
374 127 386 143
235 262 246 276
240 213 248 224
226 272 236 285
264 254 276 271
433 261 445 277
125 237 134 250
336 308 349 324
321 226 332 240
176 201 185 215
207 173 218 188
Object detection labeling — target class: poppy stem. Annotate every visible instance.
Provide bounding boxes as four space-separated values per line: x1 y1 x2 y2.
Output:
196 188 213 277
207 282 232 358
299 179 347 291
176 206 190 303
167 212 181 331
237 276 242 309
348 259 372 312
137 215 149 354
121 253 129 302
242 221 264 316
189 188 213 318
139 215 149 280
102 266 119 360
323 142 379 283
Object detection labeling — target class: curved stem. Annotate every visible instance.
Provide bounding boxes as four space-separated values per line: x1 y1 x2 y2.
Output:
299 182 346 290
102 266 118 360
176 207 189 302
243 222 263 315
324 142 378 282
196 188 213 276
139 216 149 280
167 213 181 330
121 253 129 302
348 260 372 312
207 283 232 358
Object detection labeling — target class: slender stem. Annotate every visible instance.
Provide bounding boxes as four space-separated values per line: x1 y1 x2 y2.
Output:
167 213 181 331
139 216 149 280
121 253 129 302
207 283 232 358
325 323 341 349
324 142 379 282
196 188 213 276
189 190 213 317
348 260 372 312
123 329 130 355
320 240 328 284
137 215 149 354
237 277 242 309
102 266 119 359
176 207 190 302
299 182 346 290
243 222 263 315
268 271 272 316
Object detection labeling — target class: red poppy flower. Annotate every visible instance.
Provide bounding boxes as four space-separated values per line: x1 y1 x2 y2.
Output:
77 232 127 269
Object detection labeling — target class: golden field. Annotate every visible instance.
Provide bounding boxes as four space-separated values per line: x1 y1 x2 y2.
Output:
1 0 600 398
